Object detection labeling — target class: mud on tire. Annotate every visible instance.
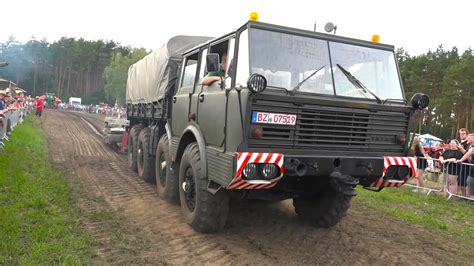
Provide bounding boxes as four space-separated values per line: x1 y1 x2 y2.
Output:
137 128 155 182
155 135 178 202
293 188 352 228
127 125 143 172
179 142 229 233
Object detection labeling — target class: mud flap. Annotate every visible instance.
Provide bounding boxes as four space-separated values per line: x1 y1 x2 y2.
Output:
329 170 359 196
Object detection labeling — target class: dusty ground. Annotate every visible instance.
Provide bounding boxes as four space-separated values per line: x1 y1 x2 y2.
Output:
41 110 471 265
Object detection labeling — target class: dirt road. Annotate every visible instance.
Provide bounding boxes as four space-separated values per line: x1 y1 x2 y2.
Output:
42 110 470 264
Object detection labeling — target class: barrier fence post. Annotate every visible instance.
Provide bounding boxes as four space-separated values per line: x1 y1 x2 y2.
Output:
0 108 28 150
0 111 12 148
404 157 444 195
445 161 474 201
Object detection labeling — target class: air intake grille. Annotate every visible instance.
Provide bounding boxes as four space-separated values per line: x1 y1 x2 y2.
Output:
248 100 409 153
296 109 369 148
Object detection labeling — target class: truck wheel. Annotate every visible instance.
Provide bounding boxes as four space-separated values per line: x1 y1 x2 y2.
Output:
293 188 352 228
179 142 229 233
137 128 155 182
155 135 179 202
127 125 142 172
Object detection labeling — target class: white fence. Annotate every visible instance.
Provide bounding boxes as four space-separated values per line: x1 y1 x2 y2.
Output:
0 108 27 149
406 157 474 201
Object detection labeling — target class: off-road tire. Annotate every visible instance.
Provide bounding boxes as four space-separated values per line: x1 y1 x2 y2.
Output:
127 125 143 172
137 128 155 182
179 142 229 233
155 135 178 202
293 188 352 228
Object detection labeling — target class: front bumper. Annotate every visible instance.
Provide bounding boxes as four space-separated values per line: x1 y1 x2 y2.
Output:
226 152 416 190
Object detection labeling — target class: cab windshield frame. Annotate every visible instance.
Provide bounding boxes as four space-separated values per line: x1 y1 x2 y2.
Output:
236 22 405 102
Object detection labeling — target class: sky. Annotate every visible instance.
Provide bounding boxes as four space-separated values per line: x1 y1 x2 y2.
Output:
2 0 473 55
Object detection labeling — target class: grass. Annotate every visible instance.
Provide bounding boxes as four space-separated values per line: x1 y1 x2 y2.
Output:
354 185 474 244
0 116 94 264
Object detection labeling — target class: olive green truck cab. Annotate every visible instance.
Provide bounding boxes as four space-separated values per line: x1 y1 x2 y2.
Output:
125 21 429 233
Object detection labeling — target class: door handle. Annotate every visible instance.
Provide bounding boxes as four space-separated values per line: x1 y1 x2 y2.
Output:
199 94 205 102
173 97 177 103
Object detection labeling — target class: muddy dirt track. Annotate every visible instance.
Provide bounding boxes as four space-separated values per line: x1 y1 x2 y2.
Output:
41 110 470 264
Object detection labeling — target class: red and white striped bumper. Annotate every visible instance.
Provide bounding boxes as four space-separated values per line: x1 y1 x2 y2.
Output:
227 152 284 190
369 156 417 189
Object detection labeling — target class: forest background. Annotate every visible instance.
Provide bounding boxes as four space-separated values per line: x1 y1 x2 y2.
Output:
0 36 472 139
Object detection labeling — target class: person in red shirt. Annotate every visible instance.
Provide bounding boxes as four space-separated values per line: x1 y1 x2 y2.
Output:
34 96 45 122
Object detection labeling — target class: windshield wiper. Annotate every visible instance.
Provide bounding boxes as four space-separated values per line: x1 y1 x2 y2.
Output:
336 64 382 104
290 64 326 95
266 85 292 95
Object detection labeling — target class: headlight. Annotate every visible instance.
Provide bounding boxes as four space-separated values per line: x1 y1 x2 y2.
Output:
397 165 410 179
243 163 258 179
247 73 267 93
385 165 397 179
260 164 279 179
242 163 280 180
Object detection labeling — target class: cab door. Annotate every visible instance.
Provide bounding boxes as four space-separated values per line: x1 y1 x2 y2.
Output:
196 38 235 149
170 51 199 137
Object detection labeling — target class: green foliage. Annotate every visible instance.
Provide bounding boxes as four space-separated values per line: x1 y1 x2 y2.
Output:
0 116 94 263
442 50 474 131
0 36 132 103
83 89 107 105
103 48 148 106
397 46 473 139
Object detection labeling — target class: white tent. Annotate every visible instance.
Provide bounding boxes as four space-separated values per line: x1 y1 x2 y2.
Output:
419 133 442 147
419 133 442 141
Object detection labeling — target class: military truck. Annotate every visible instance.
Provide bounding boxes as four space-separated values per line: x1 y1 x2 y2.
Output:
125 20 428 233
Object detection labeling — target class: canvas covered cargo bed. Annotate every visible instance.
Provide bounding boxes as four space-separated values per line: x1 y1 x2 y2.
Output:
126 35 212 104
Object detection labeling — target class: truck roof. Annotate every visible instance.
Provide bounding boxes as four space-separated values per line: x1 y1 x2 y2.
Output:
183 21 395 56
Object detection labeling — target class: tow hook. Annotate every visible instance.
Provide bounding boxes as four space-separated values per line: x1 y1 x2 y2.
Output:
329 170 359 196
284 158 308 177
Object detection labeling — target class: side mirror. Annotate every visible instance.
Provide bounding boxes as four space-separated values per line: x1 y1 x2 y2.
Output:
410 93 429 110
206 54 220 73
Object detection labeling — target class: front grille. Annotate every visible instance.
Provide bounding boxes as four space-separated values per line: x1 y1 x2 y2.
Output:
248 100 409 153
296 108 370 148
259 125 293 147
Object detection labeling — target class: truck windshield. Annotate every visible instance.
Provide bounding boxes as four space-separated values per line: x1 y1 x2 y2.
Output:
248 28 404 100
249 28 334 95
330 42 403 100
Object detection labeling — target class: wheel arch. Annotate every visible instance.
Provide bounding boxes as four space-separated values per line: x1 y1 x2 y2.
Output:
175 123 207 179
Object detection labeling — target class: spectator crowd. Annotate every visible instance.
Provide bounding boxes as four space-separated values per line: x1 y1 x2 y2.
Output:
410 128 474 200
0 90 36 147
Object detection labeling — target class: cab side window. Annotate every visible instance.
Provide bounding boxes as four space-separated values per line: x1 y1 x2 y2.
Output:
179 52 199 94
203 38 235 90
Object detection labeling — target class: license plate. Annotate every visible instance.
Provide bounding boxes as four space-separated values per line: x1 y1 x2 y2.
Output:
252 111 297 125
